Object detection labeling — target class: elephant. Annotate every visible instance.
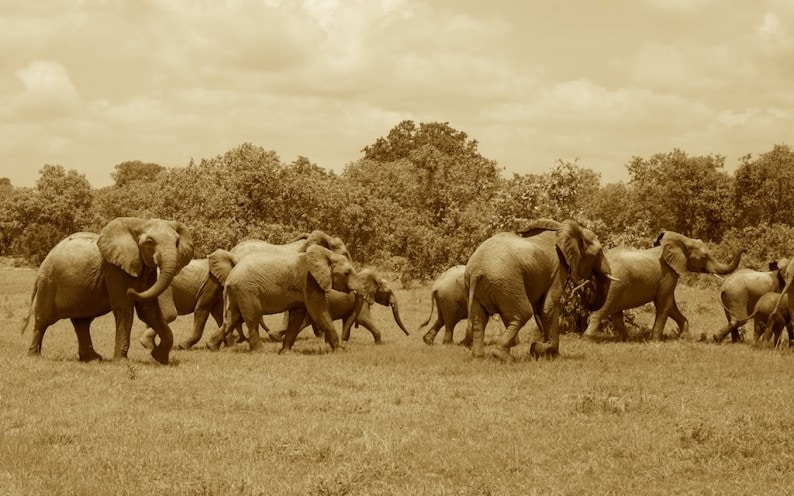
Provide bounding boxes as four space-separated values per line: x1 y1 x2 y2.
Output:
19 217 193 363
137 258 259 350
140 230 351 350
712 259 789 343
465 219 616 360
730 292 792 348
268 269 410 343
583 232 744 342
205 245 374 353
418 265 467 345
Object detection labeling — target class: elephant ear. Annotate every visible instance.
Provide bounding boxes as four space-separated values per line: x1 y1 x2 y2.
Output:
305 245 333 292
356 269 380 306
653 232 666 247
555 220 585 282
97 217 144 277
169 221 194 271
208 249 239 285
658 233 688 275
518 218 562 238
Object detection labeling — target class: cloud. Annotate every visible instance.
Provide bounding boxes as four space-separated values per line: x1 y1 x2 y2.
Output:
10 60 80 119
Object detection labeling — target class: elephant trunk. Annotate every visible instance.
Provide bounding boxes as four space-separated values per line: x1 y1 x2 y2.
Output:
707 249 744 275
584 255 613 312
128 249 179 301
389 293 410 336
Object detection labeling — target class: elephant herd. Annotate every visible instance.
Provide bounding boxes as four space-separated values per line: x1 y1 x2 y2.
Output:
18 216 793 365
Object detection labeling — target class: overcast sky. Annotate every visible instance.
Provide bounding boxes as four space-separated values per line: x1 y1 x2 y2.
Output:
1 0 792 188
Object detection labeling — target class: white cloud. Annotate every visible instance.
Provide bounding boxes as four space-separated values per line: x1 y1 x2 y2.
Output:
11 60 80 119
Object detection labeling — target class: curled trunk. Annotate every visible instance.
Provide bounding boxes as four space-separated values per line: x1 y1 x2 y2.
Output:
128 250 178 301
707 249 744 275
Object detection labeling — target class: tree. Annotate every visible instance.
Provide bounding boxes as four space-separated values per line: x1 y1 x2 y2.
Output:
733 144 794 228
111 161 165 187
626 149 733 241
35 164 95 236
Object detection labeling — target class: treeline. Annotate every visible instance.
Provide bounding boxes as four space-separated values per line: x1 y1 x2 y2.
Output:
2 120 794 277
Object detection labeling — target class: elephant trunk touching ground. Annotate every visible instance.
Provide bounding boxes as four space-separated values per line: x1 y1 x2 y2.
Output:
128 247 180 301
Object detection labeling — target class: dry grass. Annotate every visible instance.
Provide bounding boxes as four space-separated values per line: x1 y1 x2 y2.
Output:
1 268 793 495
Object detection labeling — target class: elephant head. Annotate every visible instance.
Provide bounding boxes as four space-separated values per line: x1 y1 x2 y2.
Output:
300 230 352 261
520 219 616 312
97 217 194 301
351 269 410 336
653 232 743 276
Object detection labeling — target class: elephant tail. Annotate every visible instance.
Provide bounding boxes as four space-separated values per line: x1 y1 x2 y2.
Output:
416 290 437 332
19 280 38 335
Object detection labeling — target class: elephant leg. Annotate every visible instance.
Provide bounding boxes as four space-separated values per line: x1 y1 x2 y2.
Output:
71 318 102 362
136 302 173 364
752 318 764 345
441 318 458 345
650 300 672 341
459 319 474 348
280 307 308 353
27 317 52 357
610 312 629 342
139 328 158 350
583 311 604 340
422 319 444 346
355 314 382 344
244 314 264 351
668 300 691 340
269 312 290 342
530 301 560 359
177 307 212 350
111 305 135 360
468 300 489 359
491 316 527 362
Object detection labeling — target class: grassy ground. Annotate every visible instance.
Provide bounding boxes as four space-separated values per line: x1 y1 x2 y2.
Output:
1 268 792 495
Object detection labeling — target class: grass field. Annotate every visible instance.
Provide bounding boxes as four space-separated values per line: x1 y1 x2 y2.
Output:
1 267 793 495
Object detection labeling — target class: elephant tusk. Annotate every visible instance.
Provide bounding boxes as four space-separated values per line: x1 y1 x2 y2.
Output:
606 274 621 282
572 281 589 292
712 274 725 282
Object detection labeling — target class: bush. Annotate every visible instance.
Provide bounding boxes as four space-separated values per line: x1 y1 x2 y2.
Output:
13 223 65 265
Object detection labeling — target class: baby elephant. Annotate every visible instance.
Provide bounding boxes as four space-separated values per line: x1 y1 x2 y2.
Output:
735 292 793 349
418 265 468 345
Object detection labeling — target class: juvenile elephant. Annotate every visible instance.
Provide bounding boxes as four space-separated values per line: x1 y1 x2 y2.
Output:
466 219 615 360
583 232 744 342
418 265 467 345
269 269 410 343
733 292 792 348
205 245 374 353
712 259 789 343
19 217 193 363
138 258 258 350
144 230 350 349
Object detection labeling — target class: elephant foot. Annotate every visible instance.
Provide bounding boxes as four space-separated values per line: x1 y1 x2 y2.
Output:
27 348 42 357
138 335 156 350
267 332 283 343
458 337 473 348
529 342 556 360
278 347 294 355
582 329 598 341
151 347 170 364
373 338 384 345
489 347 514 362
422 333 435 346
79 349 103 362
176 340 195 351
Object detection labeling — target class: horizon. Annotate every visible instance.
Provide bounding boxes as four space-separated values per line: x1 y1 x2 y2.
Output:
2 1 792 188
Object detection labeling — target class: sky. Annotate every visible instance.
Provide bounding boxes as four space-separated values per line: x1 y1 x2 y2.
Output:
1 0 792 188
